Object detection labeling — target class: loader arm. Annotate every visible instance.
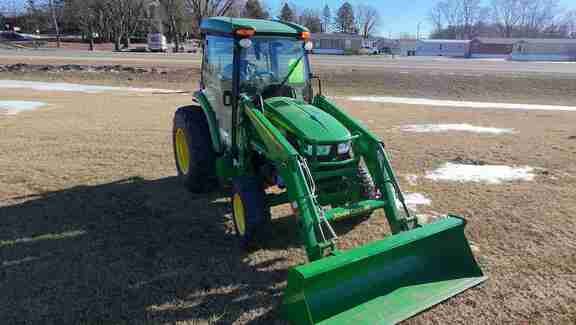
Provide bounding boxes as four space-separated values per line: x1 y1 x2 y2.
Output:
313 95 417 233
241 96 335 261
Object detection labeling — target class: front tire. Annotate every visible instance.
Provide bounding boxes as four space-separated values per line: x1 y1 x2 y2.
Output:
173 106 216 193
231 176 269 245
358 164 378 200
357 164 379 218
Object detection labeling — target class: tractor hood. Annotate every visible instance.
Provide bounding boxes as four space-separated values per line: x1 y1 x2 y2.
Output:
263 97 351 144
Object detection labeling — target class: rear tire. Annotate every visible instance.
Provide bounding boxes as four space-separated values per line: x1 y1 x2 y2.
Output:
173 105 216 193
231 176 269 245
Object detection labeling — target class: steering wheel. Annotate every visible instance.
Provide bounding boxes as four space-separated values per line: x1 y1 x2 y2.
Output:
220 61 260 81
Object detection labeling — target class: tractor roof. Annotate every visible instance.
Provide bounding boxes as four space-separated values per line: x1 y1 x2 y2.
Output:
200 17 308 36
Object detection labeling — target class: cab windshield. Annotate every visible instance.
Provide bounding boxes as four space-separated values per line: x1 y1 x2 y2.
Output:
232 37 309 99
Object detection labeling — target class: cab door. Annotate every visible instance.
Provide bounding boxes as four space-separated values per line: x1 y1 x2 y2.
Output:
202 35 234 148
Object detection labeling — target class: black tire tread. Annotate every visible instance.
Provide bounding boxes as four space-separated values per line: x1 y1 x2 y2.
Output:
231 176 268 245
173 105 216 193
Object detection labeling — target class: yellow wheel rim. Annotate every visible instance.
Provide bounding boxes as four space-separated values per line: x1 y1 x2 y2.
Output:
233 193 246 236
175 128 190 175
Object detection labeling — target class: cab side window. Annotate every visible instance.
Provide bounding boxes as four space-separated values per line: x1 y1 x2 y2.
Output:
203 36 234 89
203 35 234 144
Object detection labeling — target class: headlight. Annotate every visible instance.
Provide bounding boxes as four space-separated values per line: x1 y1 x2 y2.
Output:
301 143 313 155
337 141 351 155
317 145 331 156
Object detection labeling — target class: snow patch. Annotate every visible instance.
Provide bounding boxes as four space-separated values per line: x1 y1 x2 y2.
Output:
397 192 431 211
346 96 576 112
401 123 514 134
0 80 182 94
415 213 439 225
0 101 47 115
404 174 419 186
426 162 535 184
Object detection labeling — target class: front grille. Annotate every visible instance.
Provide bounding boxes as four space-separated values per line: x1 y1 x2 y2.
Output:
316 145 352 162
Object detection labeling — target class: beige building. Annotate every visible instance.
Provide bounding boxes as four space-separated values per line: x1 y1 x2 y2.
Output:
311 33 363 54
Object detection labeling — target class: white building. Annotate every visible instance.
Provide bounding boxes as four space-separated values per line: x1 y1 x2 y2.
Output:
510 39 576 61
416 39 471 57
394 39 418 56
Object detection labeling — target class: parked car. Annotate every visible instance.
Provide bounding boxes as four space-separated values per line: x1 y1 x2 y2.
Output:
147 33 167 52
0 31 36 41
359 46 379 55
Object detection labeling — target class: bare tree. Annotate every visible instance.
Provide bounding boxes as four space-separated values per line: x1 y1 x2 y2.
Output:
430 0 567 38
47 0 61 47
184 0 237 33
68 0 99 50
299 8 322 33
104 0 147 51
25 0 42 33
460 0 482 39
440 0 463 30
225 1 244 17
518 0 559 37
322 4 331 32
492 0 561 37
161 0 189 52
429 3 445 32
430 0 483 39
356 4 380 38
491 0 523 37
563 10 576 38
429 0 461 38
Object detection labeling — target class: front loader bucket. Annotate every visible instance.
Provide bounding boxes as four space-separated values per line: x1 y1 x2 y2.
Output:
281 216 486 325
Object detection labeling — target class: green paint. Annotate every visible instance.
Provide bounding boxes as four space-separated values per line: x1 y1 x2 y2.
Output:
324 200 386 222
242 96 297 161
194 91 223 154
201 17 308 36
264 97 351 144
288 58 306 85
175 19 487 325
313 95 410 233
282 216 486 324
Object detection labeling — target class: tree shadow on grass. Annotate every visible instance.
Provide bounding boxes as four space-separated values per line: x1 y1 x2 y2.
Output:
0 177 374 325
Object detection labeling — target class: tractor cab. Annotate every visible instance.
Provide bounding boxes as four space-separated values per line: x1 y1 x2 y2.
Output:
221 35 311 100
200 18 313 145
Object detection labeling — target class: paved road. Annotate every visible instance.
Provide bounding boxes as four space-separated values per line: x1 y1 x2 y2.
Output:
312 55 576 76
1 48 576 76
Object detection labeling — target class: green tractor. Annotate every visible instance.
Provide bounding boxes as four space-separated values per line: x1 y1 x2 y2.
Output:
173 17 486 324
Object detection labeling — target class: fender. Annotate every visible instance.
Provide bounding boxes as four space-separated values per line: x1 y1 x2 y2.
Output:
194 91 223 154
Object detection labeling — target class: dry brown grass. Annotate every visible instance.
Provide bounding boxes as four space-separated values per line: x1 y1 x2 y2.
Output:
1 67 576 324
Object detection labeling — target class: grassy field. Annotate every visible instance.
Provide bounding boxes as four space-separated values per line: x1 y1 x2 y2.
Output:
1 65 576 324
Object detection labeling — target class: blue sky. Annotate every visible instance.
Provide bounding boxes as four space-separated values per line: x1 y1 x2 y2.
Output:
5 0 575 38
268 0 576 38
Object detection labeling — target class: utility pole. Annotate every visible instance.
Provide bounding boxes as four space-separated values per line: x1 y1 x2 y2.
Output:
417 22 422 40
